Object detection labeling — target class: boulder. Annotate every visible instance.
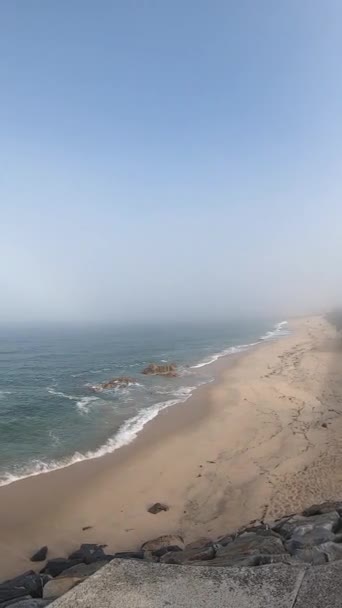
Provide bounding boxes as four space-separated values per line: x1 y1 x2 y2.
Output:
273 511 340 545
141 363 177 377
56 562 108 578
68 544 106 564
90 378 135 392
185 538 212 551
30 547 48 563
302 502 342 517
0 572 44 604
42 577 82 600
141 535 185 551
147 503 169 514
152 546 183 558
160 546 215 564
0 600 51 608
209 532 286 567
113 552 145 561
41 559 83 578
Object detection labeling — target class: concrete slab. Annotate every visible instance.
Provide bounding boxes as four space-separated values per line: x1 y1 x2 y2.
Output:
50 559 306 608
295 561 342 608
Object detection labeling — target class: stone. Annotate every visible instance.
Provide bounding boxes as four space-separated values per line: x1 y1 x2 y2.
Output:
295 560 342 608
273 511 340 542
43 577 82 600
141 535 185 551
41 559 83 578
56 562 108 578
147 503 169 514
160 545 215 564
68 544 106 564
0 572 44 604
152 545 183 558
185 537 212 550
48 558 307 608
1 600 50 608
113 552 145 560
210 532 286 567
141 363 177 377
90 378 135 392
302 501 342 517
30 548 48 563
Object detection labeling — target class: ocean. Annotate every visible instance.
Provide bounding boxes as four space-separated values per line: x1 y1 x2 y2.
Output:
0 319 289 486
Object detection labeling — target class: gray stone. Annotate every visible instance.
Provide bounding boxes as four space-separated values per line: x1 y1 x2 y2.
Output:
296 561 342 607
1 601 50 608
185 537 212 551
210 532 286 567
141 534 185 551
41 559 83 578
48 558 307 608
56 562 108 578
30 547 48 563
0 572 43 604
43 577 82 600
273 511 340 543
160 546 215 564
302 501 342 516
113 551 145 560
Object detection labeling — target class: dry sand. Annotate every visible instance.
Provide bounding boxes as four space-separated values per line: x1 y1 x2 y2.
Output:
1 314 342 580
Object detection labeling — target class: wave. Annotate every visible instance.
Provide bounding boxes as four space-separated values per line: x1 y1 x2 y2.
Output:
0 390 12 399
0 386 195 487
260 320 289 341
76 396 100 413
47 387 78 400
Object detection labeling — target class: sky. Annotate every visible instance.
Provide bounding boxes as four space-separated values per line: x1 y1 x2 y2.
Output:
1 0 342 323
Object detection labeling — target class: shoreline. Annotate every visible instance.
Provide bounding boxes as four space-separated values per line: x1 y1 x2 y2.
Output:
1 314 341 580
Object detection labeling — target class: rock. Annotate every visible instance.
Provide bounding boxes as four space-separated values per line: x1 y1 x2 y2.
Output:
185 538 212 551
43 577 82 600
30 547 48 563
152 546 183 558
322 422 328 428
147 503 169 514
90 377 135 392
113 552 145 561
68 544 106 564
210 532 286 567
0 600 51 608
56 562 108 578
41 559 83 578
141 363 177 377
0 572 44 604
160 546 215 564
141 535 185 551
302 502 342 517
273 511 340 545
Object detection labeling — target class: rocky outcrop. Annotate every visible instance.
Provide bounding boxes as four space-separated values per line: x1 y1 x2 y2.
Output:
141 363 177 377
147 503 169 514
89 378 135 392
30 548 48 563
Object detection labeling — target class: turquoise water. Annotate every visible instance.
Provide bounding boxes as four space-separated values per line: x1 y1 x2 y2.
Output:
0 319 288 485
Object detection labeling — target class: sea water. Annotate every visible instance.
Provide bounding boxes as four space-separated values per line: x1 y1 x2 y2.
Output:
0 319 289 486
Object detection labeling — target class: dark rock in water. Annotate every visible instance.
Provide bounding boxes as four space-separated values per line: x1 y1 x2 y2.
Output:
30 547 48 563
0 572 44 604
302 501 342 517
41 559 83 578
322 422 328 428
273 511 340 544
0 600 51 608
82 526 93 531
160 546 215 564
185 538 212 551
141 535 185 551
90 377 135 392
141 363 177 377
113 552 145 561
147 503 169 514
68 544 107 564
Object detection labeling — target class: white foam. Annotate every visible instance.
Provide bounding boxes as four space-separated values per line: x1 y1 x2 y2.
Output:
76 396 100 413
0 386 195 487
260 321 289 341
0 390 12 399
47 387 78 401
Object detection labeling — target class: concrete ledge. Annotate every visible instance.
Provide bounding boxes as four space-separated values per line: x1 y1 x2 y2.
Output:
50 559 307 608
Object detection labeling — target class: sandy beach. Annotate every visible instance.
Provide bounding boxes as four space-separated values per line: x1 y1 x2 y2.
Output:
1 314 342 580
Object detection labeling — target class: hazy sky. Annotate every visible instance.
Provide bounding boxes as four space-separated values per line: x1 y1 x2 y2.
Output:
1 1 342 323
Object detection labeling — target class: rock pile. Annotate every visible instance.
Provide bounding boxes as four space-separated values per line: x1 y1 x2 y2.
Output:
141 363 177 377
3 502 342 606
89 377 135 392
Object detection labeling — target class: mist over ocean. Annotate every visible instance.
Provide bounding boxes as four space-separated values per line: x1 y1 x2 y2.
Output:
0 319 288 486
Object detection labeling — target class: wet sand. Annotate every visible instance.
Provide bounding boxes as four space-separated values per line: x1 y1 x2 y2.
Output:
1 315 342 580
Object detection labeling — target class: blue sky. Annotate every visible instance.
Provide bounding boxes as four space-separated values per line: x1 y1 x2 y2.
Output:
1 1 342 322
